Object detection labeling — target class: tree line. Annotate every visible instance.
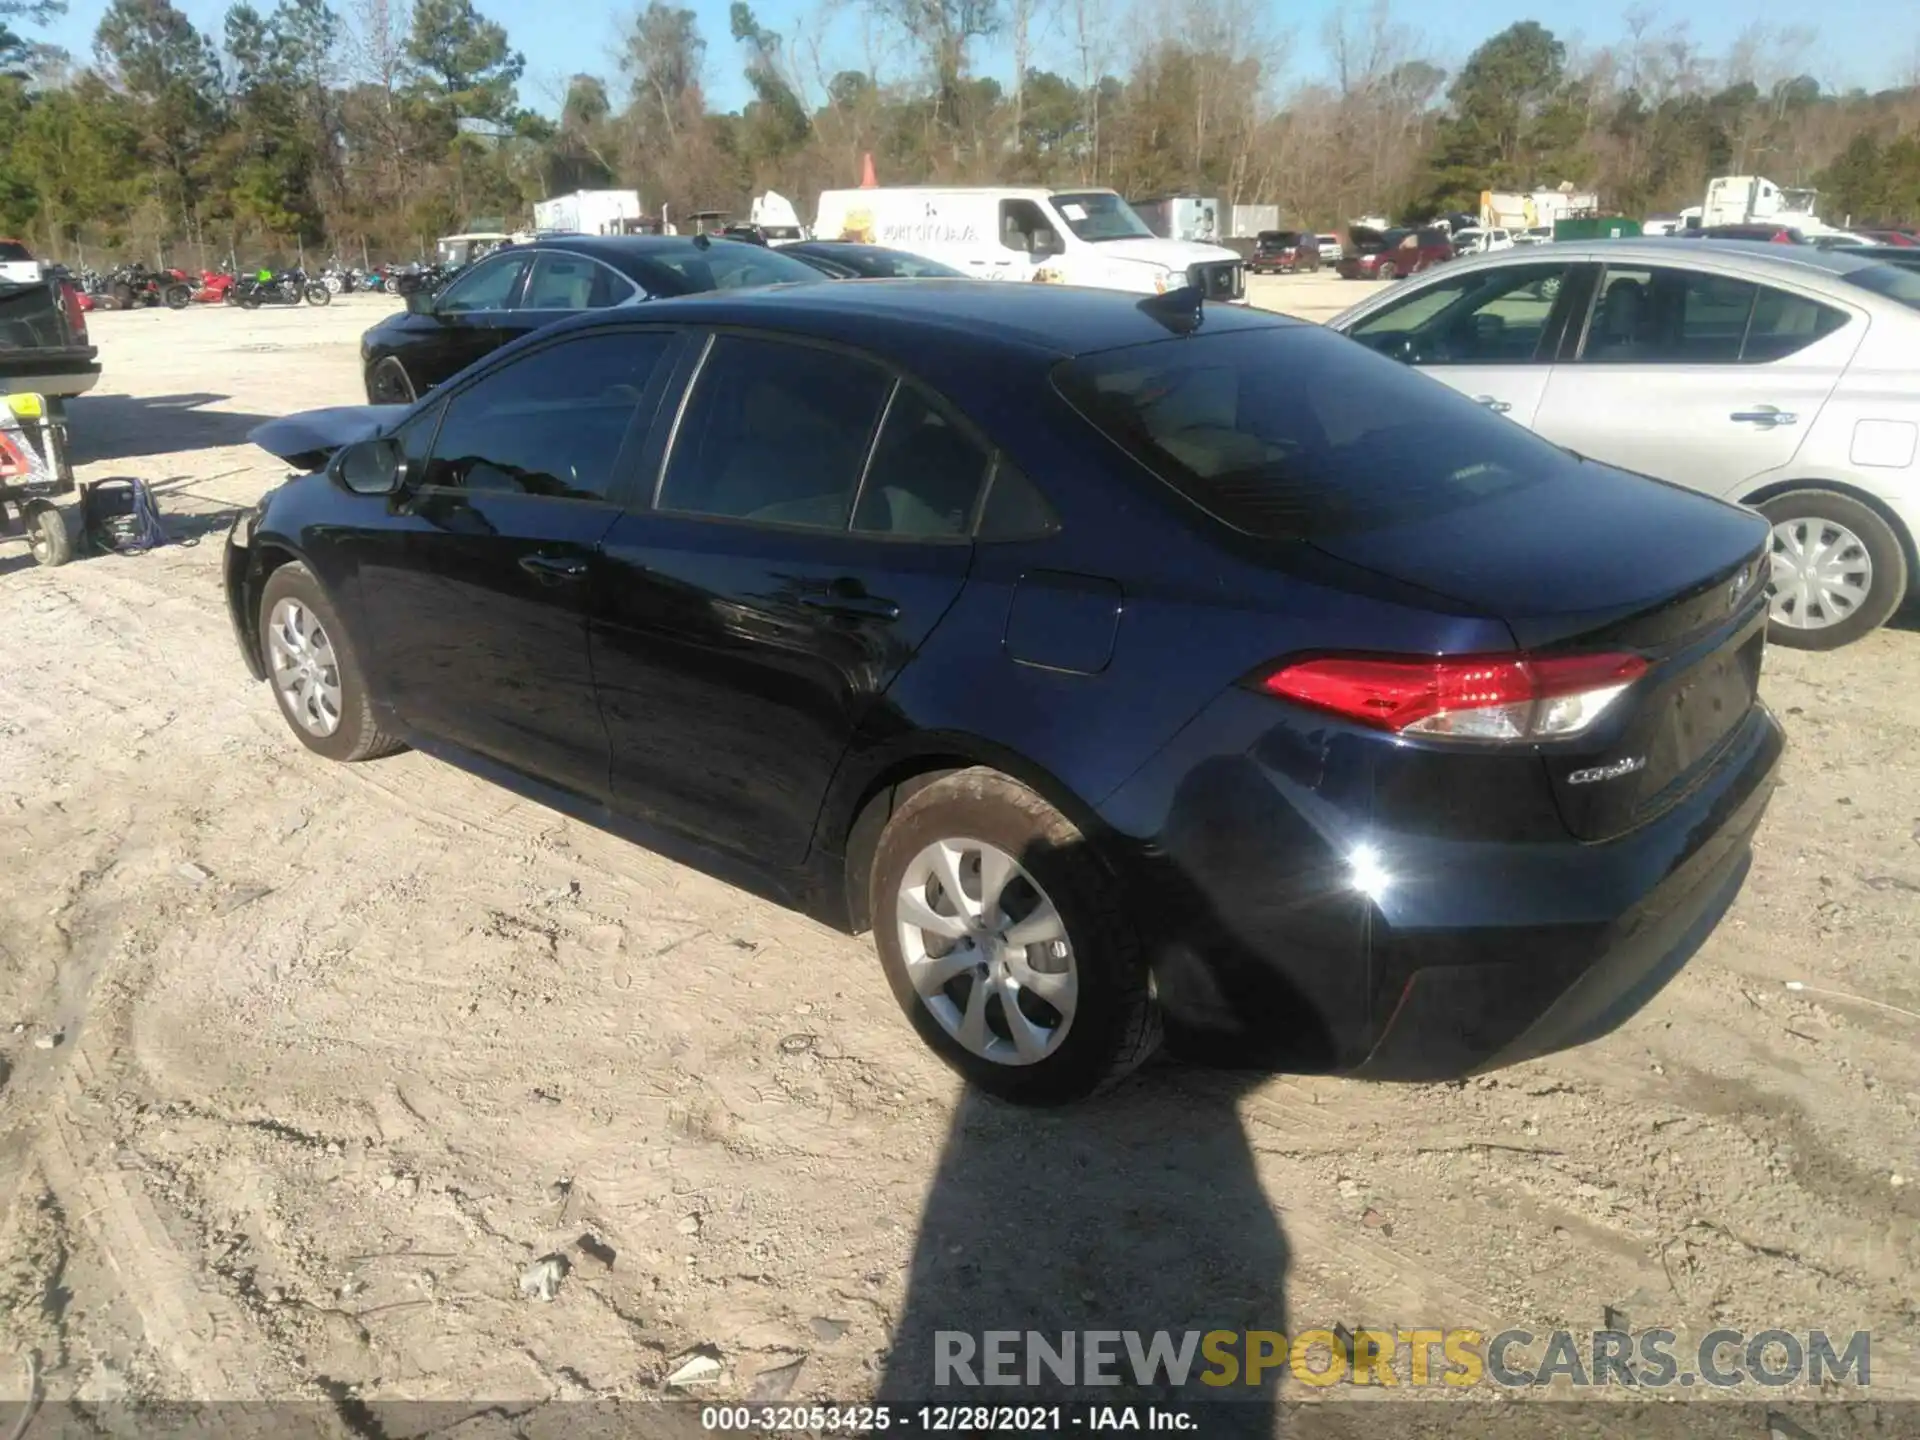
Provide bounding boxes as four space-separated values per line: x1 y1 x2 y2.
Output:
0 0 1916 266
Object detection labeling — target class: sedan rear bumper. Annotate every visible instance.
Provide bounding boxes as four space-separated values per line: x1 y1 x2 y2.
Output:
1098 695 1784 1078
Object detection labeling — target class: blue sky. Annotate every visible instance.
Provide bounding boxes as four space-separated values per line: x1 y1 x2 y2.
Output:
40 0 1918 118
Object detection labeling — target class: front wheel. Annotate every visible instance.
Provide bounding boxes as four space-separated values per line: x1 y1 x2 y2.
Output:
1758 489 1908 650
323 274 344 294
869 768 1160 1105
163 282 192 309
23 500 72 567
304 283 332 305
257 563 405 762
1375 260 1398 281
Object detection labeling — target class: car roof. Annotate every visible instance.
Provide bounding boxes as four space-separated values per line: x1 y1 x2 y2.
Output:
538 277 1297 361
1438 237 1906 283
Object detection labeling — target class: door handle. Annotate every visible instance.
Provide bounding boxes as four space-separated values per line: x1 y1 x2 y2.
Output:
1472 395 1512 414
799 588 900 622
1730 407 1797 426
519 553 588 584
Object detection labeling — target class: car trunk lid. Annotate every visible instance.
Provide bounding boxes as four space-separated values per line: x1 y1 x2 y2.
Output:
1306 464 1771 841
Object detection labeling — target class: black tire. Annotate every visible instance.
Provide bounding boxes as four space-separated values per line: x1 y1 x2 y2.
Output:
365 355 417 406
256 562 405 763
869 767 1160 1105
1376 260 1398 281
110 282 134 309
23 500 71 567
239 290 261 309
1756 489 1909 650
305 283 332 306
163 282 192 309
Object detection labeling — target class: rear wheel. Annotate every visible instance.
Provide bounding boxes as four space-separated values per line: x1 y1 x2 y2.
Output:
257 562 405 762
1758 489 1908 650
869 768 1160 1105
23 500 71 567
366 356 417 405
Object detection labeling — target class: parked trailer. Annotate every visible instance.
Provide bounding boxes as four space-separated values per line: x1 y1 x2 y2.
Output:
532 189 646 237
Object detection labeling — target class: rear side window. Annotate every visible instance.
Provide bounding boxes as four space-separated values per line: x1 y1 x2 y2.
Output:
1743 286 1848 362
1055 327 1563 541
1581 266 1847 364
852 386 990 538
522 254 633 309
420 330 670 501
658 335 891 528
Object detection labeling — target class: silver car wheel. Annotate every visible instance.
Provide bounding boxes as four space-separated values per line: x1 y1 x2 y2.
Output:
1768 517 1874 631
895 838 1077 1066
267 597 343 736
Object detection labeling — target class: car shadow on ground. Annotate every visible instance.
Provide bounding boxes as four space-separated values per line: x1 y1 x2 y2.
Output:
67 392 275 464
877 825 1293 1436
877 1070 1289 1434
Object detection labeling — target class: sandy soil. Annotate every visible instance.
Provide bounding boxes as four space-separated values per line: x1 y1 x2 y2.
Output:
0 276 1916 1429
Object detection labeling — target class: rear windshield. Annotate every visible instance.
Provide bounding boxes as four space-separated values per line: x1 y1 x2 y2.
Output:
1837 261 1920 312
1052 326 1568 540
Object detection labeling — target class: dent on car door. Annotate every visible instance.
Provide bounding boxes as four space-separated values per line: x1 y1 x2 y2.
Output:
1531 265 1856 494
591 332 990 867
1338 260 1586 427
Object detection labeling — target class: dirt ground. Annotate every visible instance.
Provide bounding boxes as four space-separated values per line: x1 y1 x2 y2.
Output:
0 274 1916 1429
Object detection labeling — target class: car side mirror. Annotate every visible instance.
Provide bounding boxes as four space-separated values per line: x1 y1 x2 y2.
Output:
404 290 435 315
1031 228 1061 258
334 437 406 496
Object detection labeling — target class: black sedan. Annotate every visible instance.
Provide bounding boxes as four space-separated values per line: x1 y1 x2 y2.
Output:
358 234 825 405
232 281 1781 1105
778 242 966 279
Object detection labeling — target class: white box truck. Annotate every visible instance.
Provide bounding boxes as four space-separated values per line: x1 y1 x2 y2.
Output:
533 189 645 236
812 186 1246 302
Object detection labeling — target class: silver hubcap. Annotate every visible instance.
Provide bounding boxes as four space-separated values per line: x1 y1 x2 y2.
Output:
896 839 1076 1066
267 597 343 736
1768 517 1873 630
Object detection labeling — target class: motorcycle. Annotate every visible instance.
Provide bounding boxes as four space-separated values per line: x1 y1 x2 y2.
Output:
191 269 236 304
319 263 357 295
104 263 193 310
230 268 332 307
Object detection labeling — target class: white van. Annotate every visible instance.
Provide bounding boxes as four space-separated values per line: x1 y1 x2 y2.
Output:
812 186 1246 303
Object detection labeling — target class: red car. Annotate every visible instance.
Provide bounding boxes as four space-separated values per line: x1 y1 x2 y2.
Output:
1247 230 1321 275
1695 223 1804 244
1336 225 1454 280
1856 228 1918 246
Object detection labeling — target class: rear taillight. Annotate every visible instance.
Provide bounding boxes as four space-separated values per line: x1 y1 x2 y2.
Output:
58 280 88 344
1255 652 1648 741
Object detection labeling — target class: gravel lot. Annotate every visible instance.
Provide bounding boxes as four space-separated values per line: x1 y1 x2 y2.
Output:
0 274 1916 1425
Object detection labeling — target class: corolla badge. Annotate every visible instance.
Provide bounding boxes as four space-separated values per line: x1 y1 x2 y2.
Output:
1568 756 1647 786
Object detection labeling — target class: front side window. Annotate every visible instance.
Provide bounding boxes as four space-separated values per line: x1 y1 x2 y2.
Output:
521 253 635 310
657 335 892 528
435 254 531 314
1345 263 1573 365
1001 200 1052 254
1055 327 1568 541
420 330 672 501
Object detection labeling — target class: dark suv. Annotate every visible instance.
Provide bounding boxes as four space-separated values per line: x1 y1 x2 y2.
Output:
1248 231 1320 275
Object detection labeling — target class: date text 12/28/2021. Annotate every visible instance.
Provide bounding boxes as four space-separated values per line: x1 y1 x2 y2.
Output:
701 1405 1194 1433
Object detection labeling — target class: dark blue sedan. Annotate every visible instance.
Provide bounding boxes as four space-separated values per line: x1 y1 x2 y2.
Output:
227 280 1783 1105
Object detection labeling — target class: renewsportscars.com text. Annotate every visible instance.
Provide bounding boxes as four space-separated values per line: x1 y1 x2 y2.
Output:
934 1328 1871 1389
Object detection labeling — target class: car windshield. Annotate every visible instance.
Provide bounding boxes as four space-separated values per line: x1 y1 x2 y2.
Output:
636 242 825 293
0 241 32 262
1053 326 1567 540
1837 261 1920 312
1049 192 1155 243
